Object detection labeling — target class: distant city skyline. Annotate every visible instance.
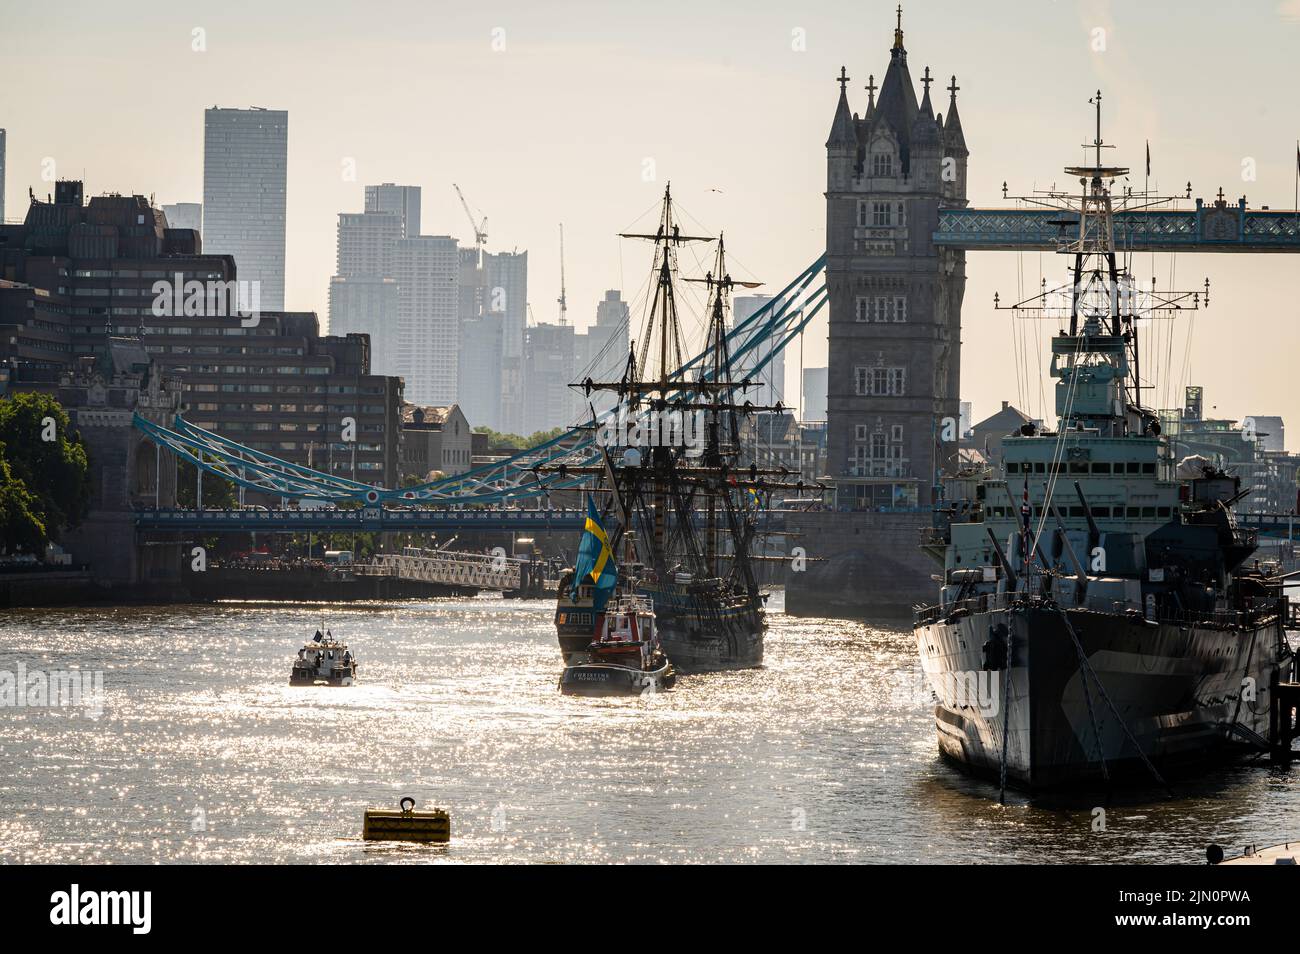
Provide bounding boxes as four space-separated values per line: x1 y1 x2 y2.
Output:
3 1 1299 442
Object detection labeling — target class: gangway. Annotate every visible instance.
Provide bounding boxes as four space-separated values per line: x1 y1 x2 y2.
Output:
354 548 522 592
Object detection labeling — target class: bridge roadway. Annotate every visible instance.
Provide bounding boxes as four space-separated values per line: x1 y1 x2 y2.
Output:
134 506 1297 540
135 506 590 533
132 506 821 534
1240 513 1300 539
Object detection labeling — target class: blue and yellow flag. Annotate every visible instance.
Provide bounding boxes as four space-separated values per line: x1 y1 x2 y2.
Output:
572 496 617 609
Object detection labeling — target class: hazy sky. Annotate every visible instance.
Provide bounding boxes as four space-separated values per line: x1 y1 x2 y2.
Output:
3 0 1299 446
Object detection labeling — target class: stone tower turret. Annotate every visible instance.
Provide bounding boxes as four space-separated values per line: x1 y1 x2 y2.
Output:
823 12 967 509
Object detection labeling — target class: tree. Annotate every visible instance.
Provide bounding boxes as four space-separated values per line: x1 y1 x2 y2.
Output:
0 392 91 541
175 458 239 509
473 425 565 449
0 446 46 554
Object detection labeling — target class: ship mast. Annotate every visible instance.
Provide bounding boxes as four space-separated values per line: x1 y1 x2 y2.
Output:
620 183 714 394
552 185 802 590
618 185 713 571
995 90 1208 436
683 233 761 574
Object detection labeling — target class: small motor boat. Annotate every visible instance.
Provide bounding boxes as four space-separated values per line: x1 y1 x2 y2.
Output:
560 594 675 697
289 630 358 686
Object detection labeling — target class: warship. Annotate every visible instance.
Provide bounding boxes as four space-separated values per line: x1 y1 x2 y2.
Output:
914 94 1294 790
553 186 799 672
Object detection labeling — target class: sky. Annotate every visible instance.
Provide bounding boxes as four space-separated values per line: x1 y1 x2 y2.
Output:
2 0 1299 447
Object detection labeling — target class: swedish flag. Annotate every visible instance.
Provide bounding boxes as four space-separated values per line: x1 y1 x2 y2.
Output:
572 496 617 608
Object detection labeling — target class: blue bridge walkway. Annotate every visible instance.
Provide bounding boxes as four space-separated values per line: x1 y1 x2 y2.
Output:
936 199 1300 252
135 507 590 533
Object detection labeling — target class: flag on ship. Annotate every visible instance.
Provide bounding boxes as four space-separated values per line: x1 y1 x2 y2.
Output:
572 495 617 608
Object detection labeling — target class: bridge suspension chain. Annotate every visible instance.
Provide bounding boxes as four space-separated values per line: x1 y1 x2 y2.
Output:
134 256 827 504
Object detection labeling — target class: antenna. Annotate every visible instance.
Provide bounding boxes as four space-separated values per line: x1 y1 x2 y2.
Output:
557 223 568 325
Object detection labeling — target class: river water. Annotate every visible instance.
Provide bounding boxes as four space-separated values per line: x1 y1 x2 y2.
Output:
2 592 1296 864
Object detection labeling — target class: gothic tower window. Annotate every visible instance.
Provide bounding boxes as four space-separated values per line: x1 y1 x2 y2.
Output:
871 152 893 178
872 202 892 227
854 367 907 395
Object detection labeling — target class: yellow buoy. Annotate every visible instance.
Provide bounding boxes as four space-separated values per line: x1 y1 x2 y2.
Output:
363 796 450 843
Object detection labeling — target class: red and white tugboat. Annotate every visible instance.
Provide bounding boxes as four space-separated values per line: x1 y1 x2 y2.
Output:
559 594 676 696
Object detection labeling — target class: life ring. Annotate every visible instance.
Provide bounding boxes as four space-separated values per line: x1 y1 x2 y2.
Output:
399 796 416 813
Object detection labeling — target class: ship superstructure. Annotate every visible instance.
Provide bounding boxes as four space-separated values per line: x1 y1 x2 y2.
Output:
915 94 1293 790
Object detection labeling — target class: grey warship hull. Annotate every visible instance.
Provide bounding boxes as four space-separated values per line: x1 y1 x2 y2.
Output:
916 598 1289 788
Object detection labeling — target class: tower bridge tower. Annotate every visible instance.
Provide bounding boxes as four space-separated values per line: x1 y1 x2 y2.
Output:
825 10 967 508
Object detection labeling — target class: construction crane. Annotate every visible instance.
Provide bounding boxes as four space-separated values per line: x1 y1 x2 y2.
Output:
557 223 568 325
453 183 488 264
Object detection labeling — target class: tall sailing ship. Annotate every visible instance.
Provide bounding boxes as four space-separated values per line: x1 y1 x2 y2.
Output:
915 94 1294 790
553 185 793 672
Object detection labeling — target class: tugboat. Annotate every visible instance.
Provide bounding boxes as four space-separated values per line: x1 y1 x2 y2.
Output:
289 630 358 686
913 94 1293 792
560 593 676 697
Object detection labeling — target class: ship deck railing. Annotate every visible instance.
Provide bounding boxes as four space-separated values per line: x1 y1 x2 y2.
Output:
914 592 1016 626
1158 601 1287 631
915 593 1286 630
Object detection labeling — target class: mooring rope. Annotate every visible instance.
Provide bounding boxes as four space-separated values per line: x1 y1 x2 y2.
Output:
998 625 1015 803
1056 604 1169 792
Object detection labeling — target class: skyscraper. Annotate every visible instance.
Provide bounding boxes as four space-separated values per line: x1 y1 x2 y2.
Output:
457 313 503 429
483 250 528 433
522 322 577 433
330 188 416 379
364 182 421 239
392 235 460 405
731 294 785 409
802 367 828 421
335 210 401 277
328 196 409 377
162 202 202 233
0 128 6 223
202 107 288 309
574 289 631 416
329 275 399 376
329 210 401 372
